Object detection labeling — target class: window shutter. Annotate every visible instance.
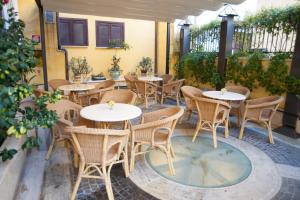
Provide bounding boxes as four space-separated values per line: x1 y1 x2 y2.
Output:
58 18 88 46
72 20 88 46
110 23 124 42
96 22 110 47
59 20 71 45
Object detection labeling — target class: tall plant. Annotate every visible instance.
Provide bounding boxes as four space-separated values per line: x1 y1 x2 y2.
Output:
0 1 60 161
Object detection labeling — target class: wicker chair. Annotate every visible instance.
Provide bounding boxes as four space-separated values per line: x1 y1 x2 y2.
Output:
239 96 284 144
65 126 130 200
160 79 185 105
181 86 203 121
225 85 250 126
94 79 115 90
49 79 70 90
161 74 173 84
124 75 137 92
134 80 158 108
192 97 231 148
33 88 69 100
100 89 137 105
77 87 114 107
46 100 94 161
130 107 184 175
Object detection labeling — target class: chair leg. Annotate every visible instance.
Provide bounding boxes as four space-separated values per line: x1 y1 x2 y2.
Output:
71 162 84 200
166 150 175 176
212 127 218 148
123 146 129 177
103 166 114 200
237 110 241 127
45 134 55 160
192 122 202 142
145 96 148 108
170 145 176 158
267 121 274 144
176 94 179 106
130 143 136 172
224 118 229 138
239 121 246 140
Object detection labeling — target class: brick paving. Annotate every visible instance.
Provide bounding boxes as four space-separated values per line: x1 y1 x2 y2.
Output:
71 101 300 200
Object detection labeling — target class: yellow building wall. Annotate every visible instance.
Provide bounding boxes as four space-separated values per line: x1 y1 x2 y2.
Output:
59 13 156 79
18 0 175 83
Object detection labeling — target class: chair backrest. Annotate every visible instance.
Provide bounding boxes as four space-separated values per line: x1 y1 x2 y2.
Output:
124 75 137 90
181 86 203 110
161 74 173 84
193 96 231 123
132 107 184 143
65 127 129 164
245 96 284 121
33 88 51 98
163 79 185 94
134 80 147 95
49 79 70 90
94 80 115 90
225 85 250 99
100 89 137 104
47 99 82 123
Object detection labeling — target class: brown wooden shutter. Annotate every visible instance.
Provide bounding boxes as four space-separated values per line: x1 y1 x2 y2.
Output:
58 18 88 46
59 19 71 45
96 22 110 47
110 23 124 42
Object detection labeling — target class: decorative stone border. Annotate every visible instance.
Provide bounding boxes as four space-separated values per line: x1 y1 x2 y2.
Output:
129 129 281 200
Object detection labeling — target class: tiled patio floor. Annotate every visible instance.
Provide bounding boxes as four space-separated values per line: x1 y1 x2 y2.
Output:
44 101 300 200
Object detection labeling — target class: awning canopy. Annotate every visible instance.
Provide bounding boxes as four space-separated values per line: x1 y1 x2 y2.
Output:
42 0 245 21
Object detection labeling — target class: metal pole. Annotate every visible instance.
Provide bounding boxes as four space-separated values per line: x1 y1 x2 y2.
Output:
179 23 191 59
283 20 300 129
217 14 235 90
166 22 170 74
35 0 49 91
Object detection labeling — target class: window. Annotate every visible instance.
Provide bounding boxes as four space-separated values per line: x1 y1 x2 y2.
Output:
58 18 88 46
95 21 124 47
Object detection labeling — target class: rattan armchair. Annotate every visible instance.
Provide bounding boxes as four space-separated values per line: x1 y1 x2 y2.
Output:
181 86 203 121
239 96 284 144
46 100 94 160
100 89 137 105
124 75 137 92
49 79 70 90
192 97 231 148
225 85 250 126
160 79 185 105
94 79 116 90
65 126 130 200
134 80 158 108
161 74 173 84
77 87 114 106
130 107 184 175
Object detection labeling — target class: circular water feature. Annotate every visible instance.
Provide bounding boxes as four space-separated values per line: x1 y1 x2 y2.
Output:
145 136 252 188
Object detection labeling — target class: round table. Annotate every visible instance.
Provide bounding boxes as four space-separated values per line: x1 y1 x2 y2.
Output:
58 84 95 103
80 103 142 128
58 84 95 92
138 76 163 82
202 91 246 101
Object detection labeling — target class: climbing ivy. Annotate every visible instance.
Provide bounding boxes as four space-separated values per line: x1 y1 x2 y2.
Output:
177 52 221 87
261 53 291 95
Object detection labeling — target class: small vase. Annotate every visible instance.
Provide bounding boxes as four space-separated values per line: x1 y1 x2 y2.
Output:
74 75 82 84
140 69 147 77
110 71 121 80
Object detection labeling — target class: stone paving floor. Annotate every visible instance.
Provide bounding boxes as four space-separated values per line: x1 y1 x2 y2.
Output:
69 101 300 200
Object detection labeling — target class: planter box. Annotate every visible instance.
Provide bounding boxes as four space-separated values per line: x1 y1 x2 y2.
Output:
0 136 27 200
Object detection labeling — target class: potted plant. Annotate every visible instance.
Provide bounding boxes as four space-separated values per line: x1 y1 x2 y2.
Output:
91 72 106 80
108 56 122 79
69 57 92 82
137 57 153 76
